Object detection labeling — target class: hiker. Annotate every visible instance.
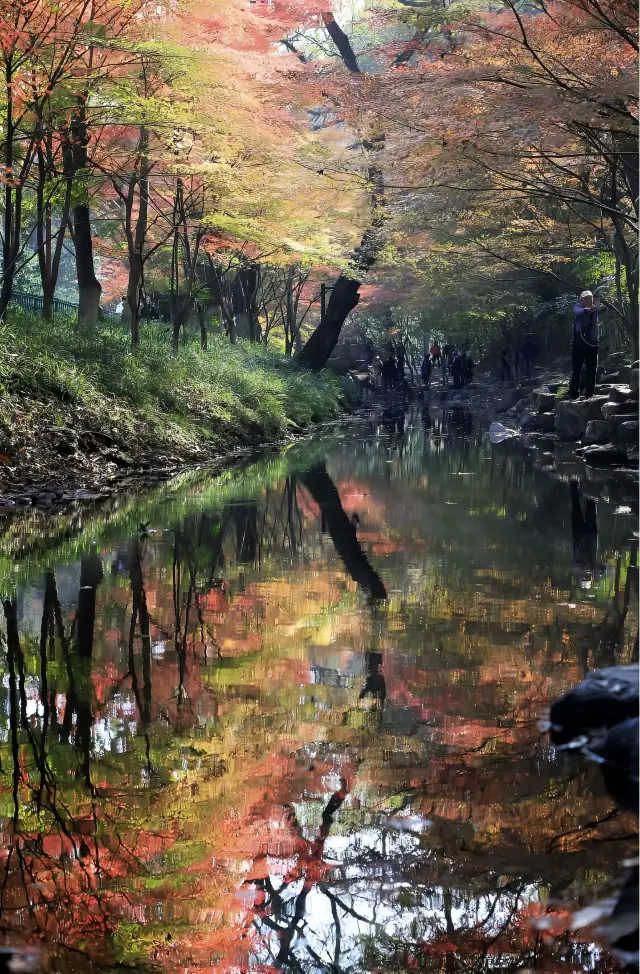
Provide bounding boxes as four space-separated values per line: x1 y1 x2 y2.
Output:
464 350 474 386
372 356 383 390
421 353 432 389
570 290 606 399
445 344 454 377
382 355 397 391
500 348 511 382
451 351 464 389
430 342 441 367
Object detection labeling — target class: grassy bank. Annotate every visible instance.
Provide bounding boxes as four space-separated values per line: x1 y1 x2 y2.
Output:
0 311 351 491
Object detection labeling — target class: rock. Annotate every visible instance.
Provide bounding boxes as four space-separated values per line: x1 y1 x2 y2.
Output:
555 397 608 440
607 384 634 403
610 421 639 446
617 365 632 383
514 397 532 415
534 389 556 413
537 412 556 433
585 718 639 814
548 380 568 394
0 498 16 509
549 664 639 746
519 408 539 431
584 419 610 444
631 369 639 395
582 443 627 466
602 400 639 420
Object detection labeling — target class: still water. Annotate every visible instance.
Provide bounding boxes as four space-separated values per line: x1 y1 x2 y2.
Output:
0 405 637 973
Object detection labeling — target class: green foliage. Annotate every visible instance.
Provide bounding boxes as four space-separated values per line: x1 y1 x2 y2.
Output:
0 310 346 450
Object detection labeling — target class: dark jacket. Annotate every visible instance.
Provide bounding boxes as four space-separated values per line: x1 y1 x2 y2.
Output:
574 301 603 344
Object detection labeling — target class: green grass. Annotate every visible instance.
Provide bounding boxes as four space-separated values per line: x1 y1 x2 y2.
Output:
0 311 352 461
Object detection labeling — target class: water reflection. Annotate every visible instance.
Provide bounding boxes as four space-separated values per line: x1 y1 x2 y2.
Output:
0 407 637 973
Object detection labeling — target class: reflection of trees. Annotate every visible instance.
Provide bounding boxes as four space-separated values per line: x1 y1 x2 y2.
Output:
300 464 386 602
0 429 636 972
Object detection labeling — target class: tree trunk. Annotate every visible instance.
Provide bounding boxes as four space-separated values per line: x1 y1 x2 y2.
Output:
198 302 207 350
127 128 150 347
72 99 102 329
296 14 385 370
75 201 102 328
297 276 361 369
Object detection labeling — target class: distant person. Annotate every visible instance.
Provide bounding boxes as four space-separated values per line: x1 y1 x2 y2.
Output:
430 342 441 366
570 290 606 399
521 339 539 379
382 355 396 391
451 351 464 389
445 344 454 377
464 351 474 386
372 356 383 390
501 348 511 382
421 353 432 389
115 296 125 317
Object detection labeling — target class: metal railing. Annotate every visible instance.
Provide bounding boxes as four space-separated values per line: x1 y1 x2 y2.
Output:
10 291 79 317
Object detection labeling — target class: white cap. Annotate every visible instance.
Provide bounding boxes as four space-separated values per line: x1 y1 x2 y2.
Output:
579 290 593 299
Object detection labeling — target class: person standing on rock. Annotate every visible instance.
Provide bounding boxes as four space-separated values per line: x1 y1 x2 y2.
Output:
570 290 606 399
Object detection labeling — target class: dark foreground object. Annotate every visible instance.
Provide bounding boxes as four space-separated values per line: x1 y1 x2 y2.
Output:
548 664 639 970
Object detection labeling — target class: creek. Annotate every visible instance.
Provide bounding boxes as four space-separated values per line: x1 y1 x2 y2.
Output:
0 404 637 973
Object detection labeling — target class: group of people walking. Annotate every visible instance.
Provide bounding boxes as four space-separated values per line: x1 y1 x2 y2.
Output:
372 352 409 392
371 342 475 393
421 343 474 390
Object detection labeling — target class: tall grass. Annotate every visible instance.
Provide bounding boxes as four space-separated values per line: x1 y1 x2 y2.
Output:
0 311 349 455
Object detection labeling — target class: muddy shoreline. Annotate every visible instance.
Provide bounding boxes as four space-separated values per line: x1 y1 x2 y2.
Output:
2 360 638 515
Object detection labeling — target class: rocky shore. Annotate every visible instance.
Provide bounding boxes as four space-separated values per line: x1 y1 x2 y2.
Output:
492 352 639 470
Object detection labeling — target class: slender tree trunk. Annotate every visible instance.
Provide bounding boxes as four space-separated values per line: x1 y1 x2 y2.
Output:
72 99 102 328
127 127 150 347
0 62 16 320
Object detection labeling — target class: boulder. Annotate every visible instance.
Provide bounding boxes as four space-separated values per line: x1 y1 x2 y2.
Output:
537 412 556 433
513 397 532 415
602 400 639 420
610 421 639 447
607 384 635 403
584 419 610 444
519 408 539 431
534 389 556 413
631 369 639 395
548 379 568 394
582 443 627 466
555 396 608 440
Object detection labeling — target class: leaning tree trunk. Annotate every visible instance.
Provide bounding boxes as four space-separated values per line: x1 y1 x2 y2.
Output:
297 13 385 370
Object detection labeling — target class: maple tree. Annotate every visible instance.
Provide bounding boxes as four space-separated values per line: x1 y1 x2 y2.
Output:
351 0 638 353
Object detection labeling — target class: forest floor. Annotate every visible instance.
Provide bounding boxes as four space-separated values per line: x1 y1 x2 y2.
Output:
0 312 355 508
